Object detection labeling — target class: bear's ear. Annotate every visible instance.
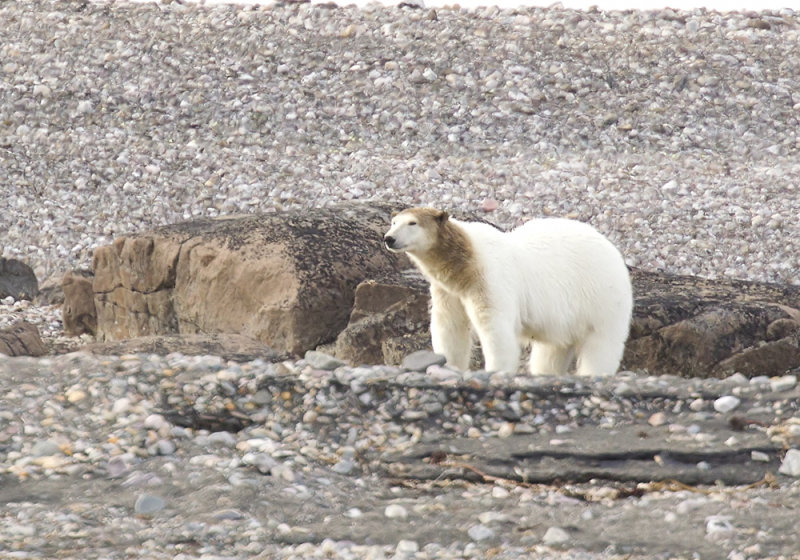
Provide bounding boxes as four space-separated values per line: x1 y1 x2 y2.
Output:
391 210 400 218
435 210 449 224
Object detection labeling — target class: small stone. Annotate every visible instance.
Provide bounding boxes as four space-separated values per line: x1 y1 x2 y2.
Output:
76 100 94 115
271 463 295 482
401 350 446 371
31 440 62 457
214 509 245 521
689 398 705 411
648 412 667 427
751 450 770 463
155 439 176 455
726 372 749 385
713 395 740 413
66 389 87 404
661 179 679 194
497 422 514 438
705 515 734 537
542 526 570 546
134 494 166 515
612 382 632 396
492 486 510 499
384 504 408 519
422 67 437 81
208 431 237 447
468 524 495 541
143 414 167 431
331 459 355 474
107 456 129 477
395 540 419 555
478 511 507 524
677 497 709 514
304 350 346 371
112 398 131 415
770 375 797 392
344 508 363 518
481 198 499 212
779 448 800 477
33 84 52 98
242 452 278 475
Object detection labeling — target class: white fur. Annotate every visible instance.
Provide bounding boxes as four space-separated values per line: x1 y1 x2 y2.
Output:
386 212 633 376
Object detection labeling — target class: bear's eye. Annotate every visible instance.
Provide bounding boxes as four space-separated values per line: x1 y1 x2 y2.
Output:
408 221 417 226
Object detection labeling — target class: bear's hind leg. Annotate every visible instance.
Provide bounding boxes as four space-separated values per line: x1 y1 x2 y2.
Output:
430 286 472 371
575 333 625 377
528 342 573 375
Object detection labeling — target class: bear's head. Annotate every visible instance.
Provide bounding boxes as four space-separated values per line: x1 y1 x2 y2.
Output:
384 207 448 255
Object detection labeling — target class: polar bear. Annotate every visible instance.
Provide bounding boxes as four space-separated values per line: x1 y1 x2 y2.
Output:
384 207 633 376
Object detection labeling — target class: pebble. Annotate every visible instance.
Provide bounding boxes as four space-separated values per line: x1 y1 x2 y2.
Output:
304 351 346 371
713 396 741 413
705 515 734 539
648 412 667 427
689 398 705 412
467 524 495 541
542 526 570 546
384 504 408 520
134 494 166 515
770 375 797 392
30 440 62 457
751 450 770 463
107 456 130 477
401 350 447 371
395 540 419 555
65 389 87 404
331 459 355 474
778 448 800 477
208 431 238 447
144 414 168 431
491 486 510 499
154 439 176 456
242 452 278 475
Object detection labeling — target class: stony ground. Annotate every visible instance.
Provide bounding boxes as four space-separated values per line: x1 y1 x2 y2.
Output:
3 1 800 558
2 0 800 286
2 351 800 559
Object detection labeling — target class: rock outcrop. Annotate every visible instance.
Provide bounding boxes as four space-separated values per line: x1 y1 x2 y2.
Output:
91 203 407 355
0 258 38 301
330 268 800 378
626 271 800 378
62 269 97 337
0 321 47 357
322 270 431 366
82 204 800 377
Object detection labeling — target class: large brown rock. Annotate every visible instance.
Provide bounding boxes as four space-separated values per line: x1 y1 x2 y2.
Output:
324 271 431 366
92 203 407 355
330 268 800 378
62 269 97 336
0 321 47 357
625 271 800 378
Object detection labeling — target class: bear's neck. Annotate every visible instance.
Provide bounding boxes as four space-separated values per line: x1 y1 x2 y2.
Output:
410 220 482 296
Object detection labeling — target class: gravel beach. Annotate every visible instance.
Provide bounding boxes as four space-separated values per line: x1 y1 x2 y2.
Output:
2 0 800 285
3 1 800 558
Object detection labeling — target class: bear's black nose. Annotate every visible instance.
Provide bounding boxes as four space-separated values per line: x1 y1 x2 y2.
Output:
384 235 396 249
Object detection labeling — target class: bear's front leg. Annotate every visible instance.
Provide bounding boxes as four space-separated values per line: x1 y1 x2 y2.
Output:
430 285 472 371
468 309 521 373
